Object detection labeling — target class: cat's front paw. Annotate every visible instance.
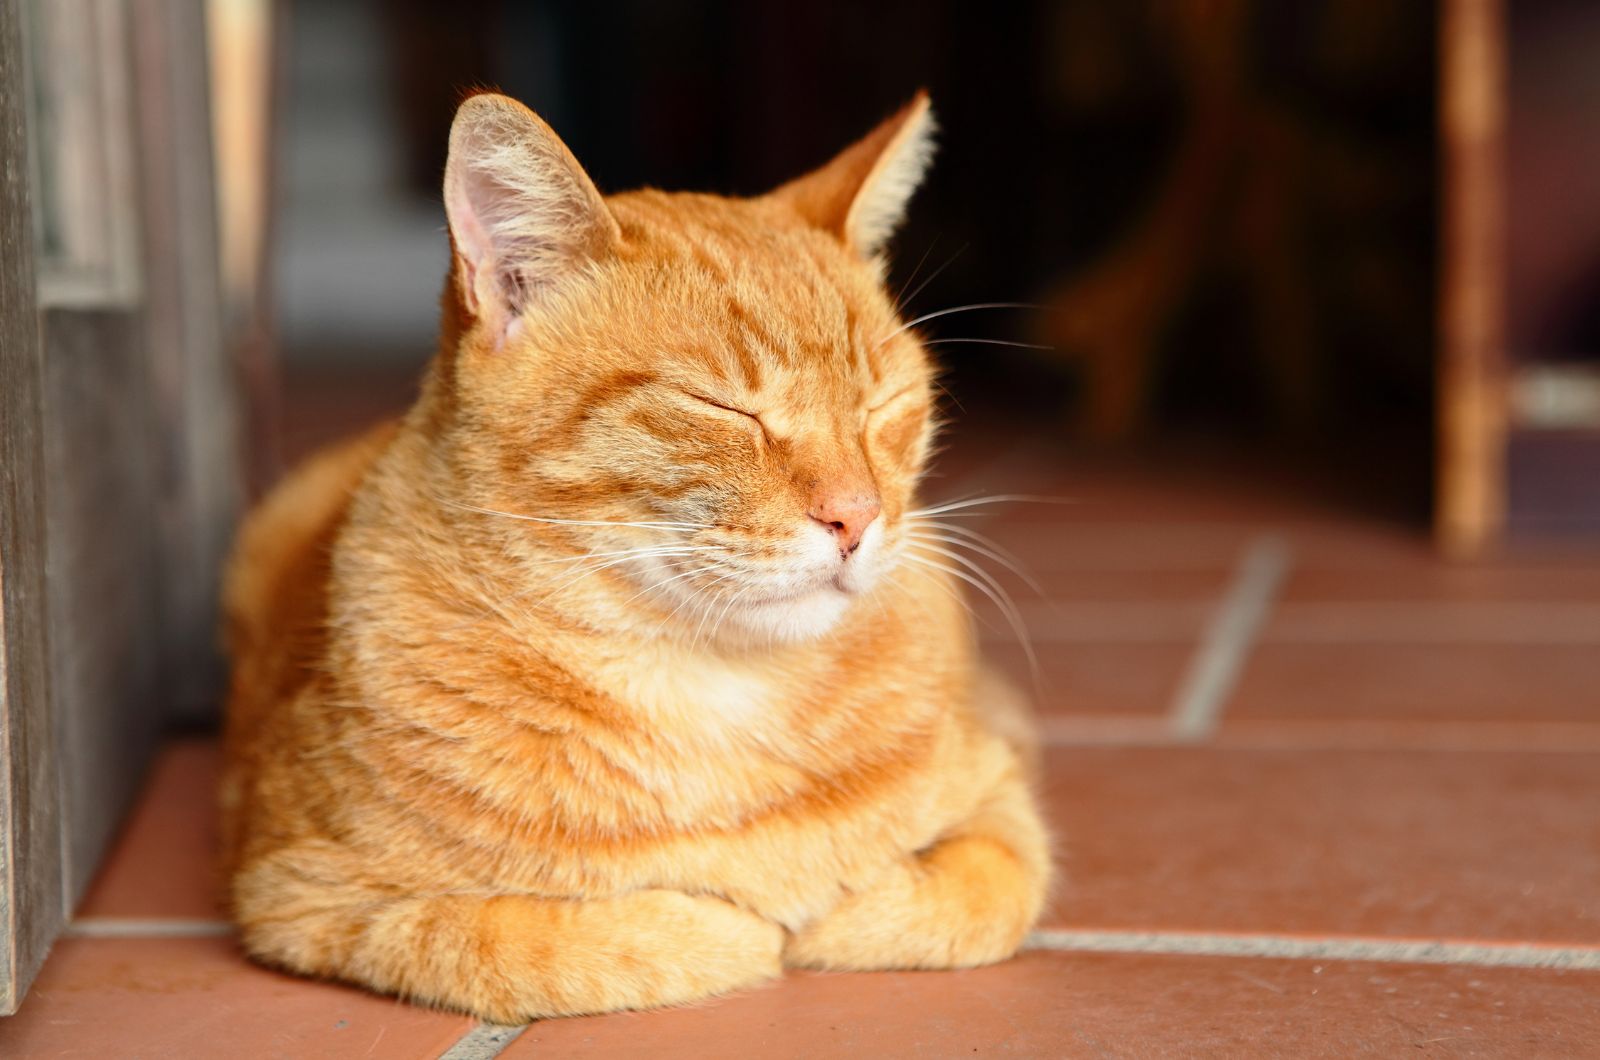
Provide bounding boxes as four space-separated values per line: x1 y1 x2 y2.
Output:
784 834 1044 971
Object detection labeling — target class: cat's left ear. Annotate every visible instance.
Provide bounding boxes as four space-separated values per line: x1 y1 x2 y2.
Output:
773 91 936 260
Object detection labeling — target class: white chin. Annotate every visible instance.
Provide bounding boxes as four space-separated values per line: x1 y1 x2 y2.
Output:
719 586 852 644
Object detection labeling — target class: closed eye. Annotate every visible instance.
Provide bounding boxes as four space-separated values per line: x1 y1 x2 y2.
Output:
867 384 921 414
684 391 761 421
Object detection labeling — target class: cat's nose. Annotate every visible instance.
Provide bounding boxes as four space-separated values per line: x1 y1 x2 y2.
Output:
809 491 882 558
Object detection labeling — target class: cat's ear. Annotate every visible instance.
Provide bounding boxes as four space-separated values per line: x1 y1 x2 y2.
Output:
773 92 936 260
443 92 621 337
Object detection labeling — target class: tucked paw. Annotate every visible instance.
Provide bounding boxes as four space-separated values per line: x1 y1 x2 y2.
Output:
240 877 790 1031
784 835 1044 971
485 889 785 1020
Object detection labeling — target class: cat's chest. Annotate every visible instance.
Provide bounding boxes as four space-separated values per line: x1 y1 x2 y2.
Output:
550 645 946 825
576 638 857 763
597 663 836 818
466 643 971 919
544 698 969 926
621 654 781 740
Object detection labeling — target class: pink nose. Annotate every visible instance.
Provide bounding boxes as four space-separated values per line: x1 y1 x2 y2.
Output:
809 491 882 557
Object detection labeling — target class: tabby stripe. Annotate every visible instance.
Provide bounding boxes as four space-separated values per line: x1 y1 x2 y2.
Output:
723 297 777 385
544 369 662 450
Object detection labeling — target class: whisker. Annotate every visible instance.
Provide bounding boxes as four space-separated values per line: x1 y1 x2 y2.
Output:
692 571 752 651
890 563 971 618
904 550 1040 687
920 337 1053 352
529 549 703 608
909 493 1074 518
875 302 1044 350
905 537 1023 618
443 499 707 533
892 236 939 313
912 518 1026 564
664 568 743 642
680 585 725 650
703 581 756 649
617 558 736 610
928 377 965 414
523 543 713 569
435 545 711 633
898 241 968 311
910 519 1038 584
905 526 1045 598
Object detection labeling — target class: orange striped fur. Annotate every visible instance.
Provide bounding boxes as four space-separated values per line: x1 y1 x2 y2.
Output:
221 91 1049 1022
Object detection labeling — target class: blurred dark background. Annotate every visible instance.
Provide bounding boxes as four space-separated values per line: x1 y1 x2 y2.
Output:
266 0 1593 532
275 1 1436 475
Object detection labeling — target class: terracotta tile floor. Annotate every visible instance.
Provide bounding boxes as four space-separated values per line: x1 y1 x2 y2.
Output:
5 440 1600 1057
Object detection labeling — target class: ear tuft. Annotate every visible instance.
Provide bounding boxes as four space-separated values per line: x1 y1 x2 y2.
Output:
443 94 619 334
773 92 937 260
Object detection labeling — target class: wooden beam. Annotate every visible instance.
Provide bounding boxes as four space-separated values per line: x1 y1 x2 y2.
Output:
132 0 241 720
0 0 66 1015
1437 0 1509 556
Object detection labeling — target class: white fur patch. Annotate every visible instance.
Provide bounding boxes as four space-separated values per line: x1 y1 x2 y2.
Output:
598 638 777 740
846 99 937 258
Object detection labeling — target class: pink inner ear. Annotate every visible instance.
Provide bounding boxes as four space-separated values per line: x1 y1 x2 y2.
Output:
448 153 566 328
446 175 494 315
448 167 528 336
442 97 624 336
447 183 489 262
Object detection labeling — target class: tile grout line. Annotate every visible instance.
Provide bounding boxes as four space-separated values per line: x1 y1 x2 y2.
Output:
994 603 1600 646
73 918 1600 972
437 1022 529 1059
67 917 538 1058
1167 534 1292 742
1035 720 1600 753
65 917 234 938
62 920 1599 1019
1025 928 1600 970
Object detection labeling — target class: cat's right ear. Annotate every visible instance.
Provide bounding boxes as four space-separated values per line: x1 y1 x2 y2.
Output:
771 92 936 262
443 93 621 342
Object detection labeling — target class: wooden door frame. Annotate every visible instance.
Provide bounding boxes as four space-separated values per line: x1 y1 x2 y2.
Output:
0 0 64 1015
1 0 242 1013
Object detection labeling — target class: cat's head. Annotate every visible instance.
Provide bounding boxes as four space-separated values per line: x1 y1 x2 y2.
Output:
437 91 941 645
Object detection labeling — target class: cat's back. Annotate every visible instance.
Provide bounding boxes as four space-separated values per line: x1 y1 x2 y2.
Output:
219 420 398 868
223 421 398 658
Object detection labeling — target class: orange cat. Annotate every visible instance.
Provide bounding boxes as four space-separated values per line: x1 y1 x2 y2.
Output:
220 90 1050 1022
